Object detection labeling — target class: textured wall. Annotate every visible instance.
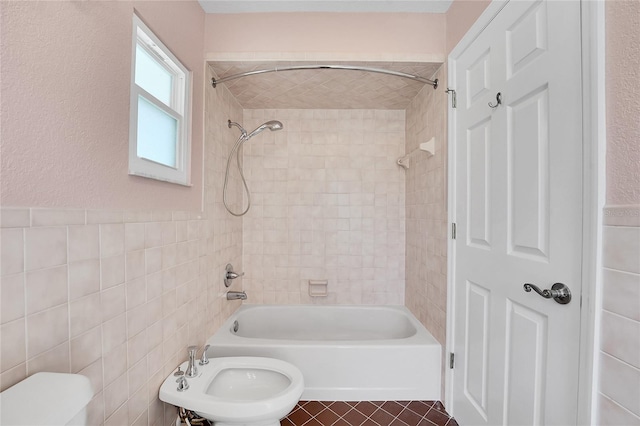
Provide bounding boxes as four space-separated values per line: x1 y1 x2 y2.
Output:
605 0 640 205
204 12 446 61
241 109 406 305
404 65 448 346
0 1 205 210
445 0 491 53
597 2 640 423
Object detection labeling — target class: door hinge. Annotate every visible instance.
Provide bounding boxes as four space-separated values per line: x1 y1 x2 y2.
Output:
449 353 455 369
451 223 457 239
446 88 457 108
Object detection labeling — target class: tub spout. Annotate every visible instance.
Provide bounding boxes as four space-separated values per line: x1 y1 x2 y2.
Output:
226 291 247 301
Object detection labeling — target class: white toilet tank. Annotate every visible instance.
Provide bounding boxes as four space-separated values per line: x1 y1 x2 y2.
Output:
0 372 93 425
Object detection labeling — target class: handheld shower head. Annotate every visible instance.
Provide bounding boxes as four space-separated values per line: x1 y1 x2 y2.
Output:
247 120 284 139
223 118 284 217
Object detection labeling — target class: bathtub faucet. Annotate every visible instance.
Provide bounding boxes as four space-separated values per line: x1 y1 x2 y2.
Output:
226 291 247 301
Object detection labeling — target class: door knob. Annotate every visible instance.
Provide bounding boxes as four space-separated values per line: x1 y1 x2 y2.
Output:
523 282 571 304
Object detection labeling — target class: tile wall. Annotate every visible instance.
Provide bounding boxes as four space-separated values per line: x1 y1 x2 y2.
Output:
240 109 407 305
404 65 448 346
597 205 640 425
0 70 244 426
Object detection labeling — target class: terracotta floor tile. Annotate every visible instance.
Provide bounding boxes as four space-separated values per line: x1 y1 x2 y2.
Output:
423 407 450 425
417 418 439 426
305 401 328 416
282 401 457 426
397 408 424 425
281 417 296 426
354 402 378 417
315 408 340 425
369 407 396 425
431 402 448 413
288 407 313 425
406 401 433 416
380 401 405 417
327 402 353 417
445 418 460 426
342 408 367 425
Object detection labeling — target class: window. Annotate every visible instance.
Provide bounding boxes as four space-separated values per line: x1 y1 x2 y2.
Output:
129 15 191 185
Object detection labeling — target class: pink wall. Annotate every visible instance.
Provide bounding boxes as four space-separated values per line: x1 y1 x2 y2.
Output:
605 0 640 205
445 0 491 53
0 1 205 211
205 12 446 59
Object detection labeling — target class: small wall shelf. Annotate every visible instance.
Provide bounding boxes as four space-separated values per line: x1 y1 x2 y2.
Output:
397 137 435 170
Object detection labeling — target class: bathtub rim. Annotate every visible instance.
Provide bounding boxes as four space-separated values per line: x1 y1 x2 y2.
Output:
208 304 440 347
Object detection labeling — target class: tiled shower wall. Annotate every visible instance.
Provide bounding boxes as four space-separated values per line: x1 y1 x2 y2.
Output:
404 65 448 346
241 109 406 305
0 73 244 426
597 206 640 424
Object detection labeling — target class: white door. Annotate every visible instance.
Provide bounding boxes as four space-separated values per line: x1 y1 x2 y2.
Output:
449 1 583 425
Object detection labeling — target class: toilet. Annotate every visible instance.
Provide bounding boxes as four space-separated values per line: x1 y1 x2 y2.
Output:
0 372 93 425
160 356 304 426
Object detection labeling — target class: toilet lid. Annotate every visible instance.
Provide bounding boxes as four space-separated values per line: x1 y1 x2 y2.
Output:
0 373 93 425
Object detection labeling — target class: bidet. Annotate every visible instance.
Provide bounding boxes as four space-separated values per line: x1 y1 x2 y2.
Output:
159 357 304 426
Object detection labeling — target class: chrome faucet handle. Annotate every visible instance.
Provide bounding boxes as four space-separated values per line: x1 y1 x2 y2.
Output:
173 366 184 377
185 345 199 377
176 376 189 392
199 344 211 365
224 264 244 287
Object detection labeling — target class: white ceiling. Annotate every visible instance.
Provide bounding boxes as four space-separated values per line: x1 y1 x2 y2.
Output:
198 0 453 14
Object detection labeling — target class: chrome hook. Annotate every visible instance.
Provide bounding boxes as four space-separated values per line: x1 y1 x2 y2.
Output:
488 92 502 108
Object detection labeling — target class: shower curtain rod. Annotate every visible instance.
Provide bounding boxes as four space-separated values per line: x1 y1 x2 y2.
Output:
211 64 439 89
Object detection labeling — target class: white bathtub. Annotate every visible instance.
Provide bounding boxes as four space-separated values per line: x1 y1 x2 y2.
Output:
207 305 441 401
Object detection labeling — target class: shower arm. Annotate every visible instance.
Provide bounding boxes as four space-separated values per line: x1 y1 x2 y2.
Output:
211 64 438 89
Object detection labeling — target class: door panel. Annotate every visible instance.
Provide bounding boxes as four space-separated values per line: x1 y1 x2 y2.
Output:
464 281 491 420
467 119 492 249
450 1 583 425
504 300 547 425
507 84 549 259
506 1 548 78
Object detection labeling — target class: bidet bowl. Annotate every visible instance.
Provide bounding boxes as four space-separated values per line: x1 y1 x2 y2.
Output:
159 356 304 426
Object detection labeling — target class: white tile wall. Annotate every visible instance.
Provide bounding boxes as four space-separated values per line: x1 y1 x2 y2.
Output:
0 209 209 425
404 65 448 346
240 108 406 305
598 206 640 425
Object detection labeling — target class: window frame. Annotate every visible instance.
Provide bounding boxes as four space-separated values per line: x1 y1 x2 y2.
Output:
128 14 192 186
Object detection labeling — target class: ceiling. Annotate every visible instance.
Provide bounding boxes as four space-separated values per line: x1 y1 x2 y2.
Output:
198 0 453 14
208 61 442 110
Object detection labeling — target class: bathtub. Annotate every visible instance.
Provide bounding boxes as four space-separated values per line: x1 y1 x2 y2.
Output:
206 305 441 401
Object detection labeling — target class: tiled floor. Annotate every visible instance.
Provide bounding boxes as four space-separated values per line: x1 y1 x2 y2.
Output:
281 401 459 426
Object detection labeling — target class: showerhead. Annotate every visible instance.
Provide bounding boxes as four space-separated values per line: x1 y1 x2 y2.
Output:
247 120 284 139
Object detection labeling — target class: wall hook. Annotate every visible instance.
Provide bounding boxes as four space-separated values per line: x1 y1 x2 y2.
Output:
488 92 502 108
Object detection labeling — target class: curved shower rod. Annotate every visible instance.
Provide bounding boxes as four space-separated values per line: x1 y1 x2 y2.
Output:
211 64 439 89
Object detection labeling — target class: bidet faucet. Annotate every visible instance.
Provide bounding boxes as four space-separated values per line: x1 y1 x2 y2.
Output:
199 344 210 365
185 346 199 377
